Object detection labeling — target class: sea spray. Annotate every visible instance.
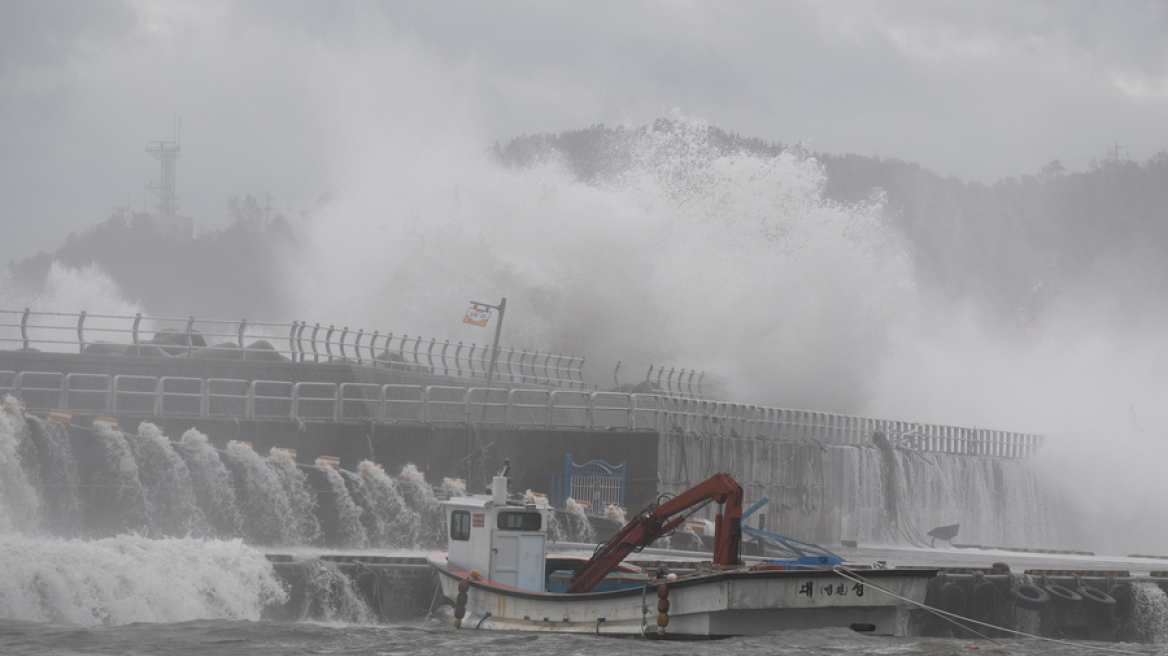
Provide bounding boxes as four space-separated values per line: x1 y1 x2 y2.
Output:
398 464 444 549
290 558 377 624
301 117 912 413
1128 582 1168 643
222 442 299 545
128 423 206 537
0 535 286 625
0 399 39 533
269 447 322 545
177 429 243 538
314 459 368 549
22 417 80 536
659 430 1070 549
86 424 151 536
834 445 1070 549
348 460 435 549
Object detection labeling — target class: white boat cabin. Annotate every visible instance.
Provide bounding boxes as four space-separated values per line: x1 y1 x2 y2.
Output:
442 475 551 592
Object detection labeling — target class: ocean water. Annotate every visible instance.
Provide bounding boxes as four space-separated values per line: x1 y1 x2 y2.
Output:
1 620 1162 656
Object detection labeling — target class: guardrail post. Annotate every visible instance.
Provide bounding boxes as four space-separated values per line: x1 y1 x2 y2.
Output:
76 311 87 354
369 331 379 362
354 329 364 365
467 343 480 378
132 313 142 346
440 340 451 376
339 326 349 361
325 325 336 362
504 348 517 383
310 324 321 362
186 317 196 357
20 308 30 350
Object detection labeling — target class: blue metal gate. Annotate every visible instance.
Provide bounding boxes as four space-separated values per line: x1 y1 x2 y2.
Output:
550 454 626 515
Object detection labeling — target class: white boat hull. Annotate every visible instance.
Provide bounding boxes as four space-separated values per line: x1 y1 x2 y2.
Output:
430 557 936 638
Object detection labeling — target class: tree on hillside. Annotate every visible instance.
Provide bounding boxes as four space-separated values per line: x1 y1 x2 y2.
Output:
6 194 304 320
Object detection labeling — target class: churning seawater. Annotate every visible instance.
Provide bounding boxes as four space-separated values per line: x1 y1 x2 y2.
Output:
2 621 1164 656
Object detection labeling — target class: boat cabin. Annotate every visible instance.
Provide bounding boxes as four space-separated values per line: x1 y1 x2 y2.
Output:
443 475 551 591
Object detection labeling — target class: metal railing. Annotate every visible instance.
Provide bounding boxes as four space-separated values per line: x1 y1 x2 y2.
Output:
0 370 1044 459
0 308 587 389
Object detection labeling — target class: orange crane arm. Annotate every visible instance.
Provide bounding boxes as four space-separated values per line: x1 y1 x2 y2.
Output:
566 472 743 593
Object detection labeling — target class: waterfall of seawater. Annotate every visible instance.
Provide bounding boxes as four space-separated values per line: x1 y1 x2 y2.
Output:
661 431 1070 549
0 534 287 624
834 443 1070 548
1129 583 1168 643
0 401 445 625
315 460 369 549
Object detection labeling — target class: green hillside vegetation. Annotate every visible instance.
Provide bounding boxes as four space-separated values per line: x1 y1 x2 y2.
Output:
9 121 1168 335
496 121 1168 333
7 194 302 319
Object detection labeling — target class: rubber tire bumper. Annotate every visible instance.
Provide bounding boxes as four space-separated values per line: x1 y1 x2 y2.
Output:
1011 584 1050 611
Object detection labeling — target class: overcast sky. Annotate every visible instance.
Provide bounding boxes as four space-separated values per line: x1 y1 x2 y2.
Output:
2 0 1167 265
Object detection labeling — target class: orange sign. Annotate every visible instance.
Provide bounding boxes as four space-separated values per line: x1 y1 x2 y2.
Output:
463 305 490 327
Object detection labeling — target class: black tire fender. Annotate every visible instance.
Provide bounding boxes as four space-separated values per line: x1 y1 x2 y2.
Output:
938 582 967 617
1044 583 1083 607
970 581 997 622
1011 583 1050 611
1076 585 1116 609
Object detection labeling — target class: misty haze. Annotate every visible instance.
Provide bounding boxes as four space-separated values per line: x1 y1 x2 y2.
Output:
2 0 1168 650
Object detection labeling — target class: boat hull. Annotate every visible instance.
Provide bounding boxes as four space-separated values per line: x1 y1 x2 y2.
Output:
430 557 936 638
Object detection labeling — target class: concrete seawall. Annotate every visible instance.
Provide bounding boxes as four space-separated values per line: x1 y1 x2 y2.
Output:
1 349 1063 548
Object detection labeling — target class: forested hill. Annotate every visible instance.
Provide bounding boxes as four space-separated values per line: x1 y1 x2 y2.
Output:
5 195 303 320
7 120 1168 336
495 122 1168 333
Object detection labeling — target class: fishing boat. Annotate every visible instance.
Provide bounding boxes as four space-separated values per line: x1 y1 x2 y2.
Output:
427 471 937 638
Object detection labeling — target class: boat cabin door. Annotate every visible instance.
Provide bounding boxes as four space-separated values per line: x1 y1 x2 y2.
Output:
490 509 547 591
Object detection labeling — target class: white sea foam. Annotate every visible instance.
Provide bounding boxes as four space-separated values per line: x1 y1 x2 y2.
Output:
0 534 286 625
297 117 913 413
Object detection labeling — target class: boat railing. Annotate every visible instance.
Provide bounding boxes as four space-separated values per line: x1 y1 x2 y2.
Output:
0 308 588 390
0 369 1044 458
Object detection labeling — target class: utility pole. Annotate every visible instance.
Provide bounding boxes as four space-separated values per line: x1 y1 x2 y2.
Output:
469 297 507 387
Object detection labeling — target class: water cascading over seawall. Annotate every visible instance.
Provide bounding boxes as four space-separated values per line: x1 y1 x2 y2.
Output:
659 429 1071 549
0 405 446 625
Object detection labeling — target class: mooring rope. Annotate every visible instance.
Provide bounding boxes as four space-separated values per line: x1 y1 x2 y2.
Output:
832 566 1141 655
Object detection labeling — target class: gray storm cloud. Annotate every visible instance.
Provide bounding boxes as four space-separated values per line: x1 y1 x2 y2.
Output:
2 0 1167 264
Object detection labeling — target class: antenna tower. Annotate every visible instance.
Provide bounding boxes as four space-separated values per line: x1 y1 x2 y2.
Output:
146 116 181 216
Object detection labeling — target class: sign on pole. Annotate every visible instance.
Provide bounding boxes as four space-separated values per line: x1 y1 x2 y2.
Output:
463 305 491 327
464 298 507 387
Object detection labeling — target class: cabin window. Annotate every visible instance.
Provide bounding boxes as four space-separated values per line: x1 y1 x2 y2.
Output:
450 510 471 541
497 511 541 531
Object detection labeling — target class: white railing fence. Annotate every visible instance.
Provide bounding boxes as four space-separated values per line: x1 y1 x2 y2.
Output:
0 309 587 390
0 370 1043 459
